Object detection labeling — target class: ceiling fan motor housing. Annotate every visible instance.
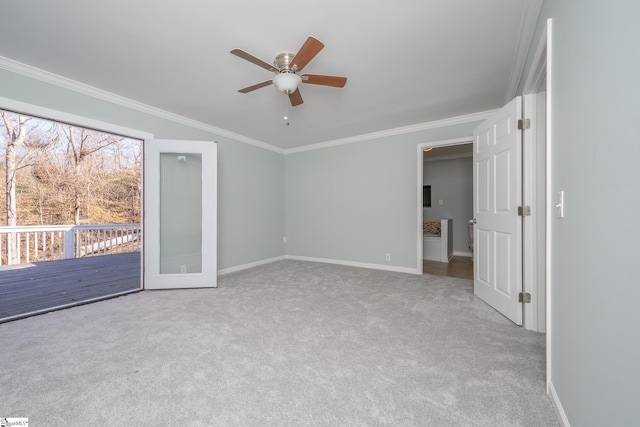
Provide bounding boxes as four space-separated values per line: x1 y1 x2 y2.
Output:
274 52 296 71
272 52 301 94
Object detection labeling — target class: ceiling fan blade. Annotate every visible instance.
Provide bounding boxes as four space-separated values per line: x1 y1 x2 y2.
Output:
238 80 273 93
230 49 280 73
290 36 324 72
302 74 347 88
289 88 303 106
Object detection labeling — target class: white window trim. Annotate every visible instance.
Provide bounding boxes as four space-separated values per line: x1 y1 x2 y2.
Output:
0 96 154 141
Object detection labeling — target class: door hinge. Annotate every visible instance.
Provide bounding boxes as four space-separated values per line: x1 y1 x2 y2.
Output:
517 206 531 216
519 292 531 303
517 118 531 130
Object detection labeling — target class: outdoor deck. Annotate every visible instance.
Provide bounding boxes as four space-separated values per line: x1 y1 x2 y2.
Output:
0 252 141 321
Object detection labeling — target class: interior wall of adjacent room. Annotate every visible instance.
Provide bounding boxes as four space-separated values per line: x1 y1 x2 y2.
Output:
423 156 473 255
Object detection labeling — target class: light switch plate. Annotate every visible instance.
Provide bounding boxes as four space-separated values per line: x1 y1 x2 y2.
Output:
556 191 564 218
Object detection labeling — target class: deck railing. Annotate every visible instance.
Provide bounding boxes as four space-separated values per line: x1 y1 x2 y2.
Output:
0 224 141 266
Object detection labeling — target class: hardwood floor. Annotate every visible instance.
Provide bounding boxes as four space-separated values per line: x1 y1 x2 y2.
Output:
423 256 473 280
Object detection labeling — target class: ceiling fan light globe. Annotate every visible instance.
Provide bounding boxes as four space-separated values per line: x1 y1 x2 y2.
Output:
273 73 301 94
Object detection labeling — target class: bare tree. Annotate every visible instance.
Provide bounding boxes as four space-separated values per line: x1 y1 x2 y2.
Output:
1 112 29 263
1 109 141 233
64 125 122 224
1 112 28 226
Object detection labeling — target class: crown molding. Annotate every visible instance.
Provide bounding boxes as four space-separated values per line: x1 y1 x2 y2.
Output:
0 95 155 141
284 110 497 155
1 56 498 157
0 56 285 154
505 0 544 103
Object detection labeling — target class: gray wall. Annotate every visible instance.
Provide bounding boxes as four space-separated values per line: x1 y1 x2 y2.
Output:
522 1 640 425
285 124 479 270
423 156 473 254
0 69 286 271
7 4 638 422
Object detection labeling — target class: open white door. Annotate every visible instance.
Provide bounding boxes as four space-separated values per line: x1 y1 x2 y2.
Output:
144 139 217 289
473 97 522 324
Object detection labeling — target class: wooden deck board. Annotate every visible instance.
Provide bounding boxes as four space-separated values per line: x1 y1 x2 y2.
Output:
0 252 141 320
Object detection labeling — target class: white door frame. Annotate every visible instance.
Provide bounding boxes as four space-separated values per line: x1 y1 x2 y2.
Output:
521 19 553 389
522 91 547 332
522 20 551 334
416 137 473 274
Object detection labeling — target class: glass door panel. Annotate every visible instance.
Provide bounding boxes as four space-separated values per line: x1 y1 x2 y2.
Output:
159 153 202 274
144 140 217 289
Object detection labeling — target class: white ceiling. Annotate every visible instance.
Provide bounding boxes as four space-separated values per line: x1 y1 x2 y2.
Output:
0 0 541 150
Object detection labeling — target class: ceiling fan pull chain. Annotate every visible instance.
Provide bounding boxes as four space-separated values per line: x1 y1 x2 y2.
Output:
284 95 290 126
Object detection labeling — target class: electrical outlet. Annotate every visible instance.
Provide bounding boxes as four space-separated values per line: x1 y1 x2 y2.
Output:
282 236 287 243
180 264 187 273
385 253 391 261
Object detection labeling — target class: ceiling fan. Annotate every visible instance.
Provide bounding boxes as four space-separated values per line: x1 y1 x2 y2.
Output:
230 36 347 107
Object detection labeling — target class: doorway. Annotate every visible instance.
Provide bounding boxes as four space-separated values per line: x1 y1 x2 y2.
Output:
416 137 474 275
0 99 150 322
416 89 547 332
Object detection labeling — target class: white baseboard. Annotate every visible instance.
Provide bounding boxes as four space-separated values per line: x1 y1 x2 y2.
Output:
286 255 420 275
218 254 421 276
453 250 473 257
548 381 570 427
218 256 286 276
